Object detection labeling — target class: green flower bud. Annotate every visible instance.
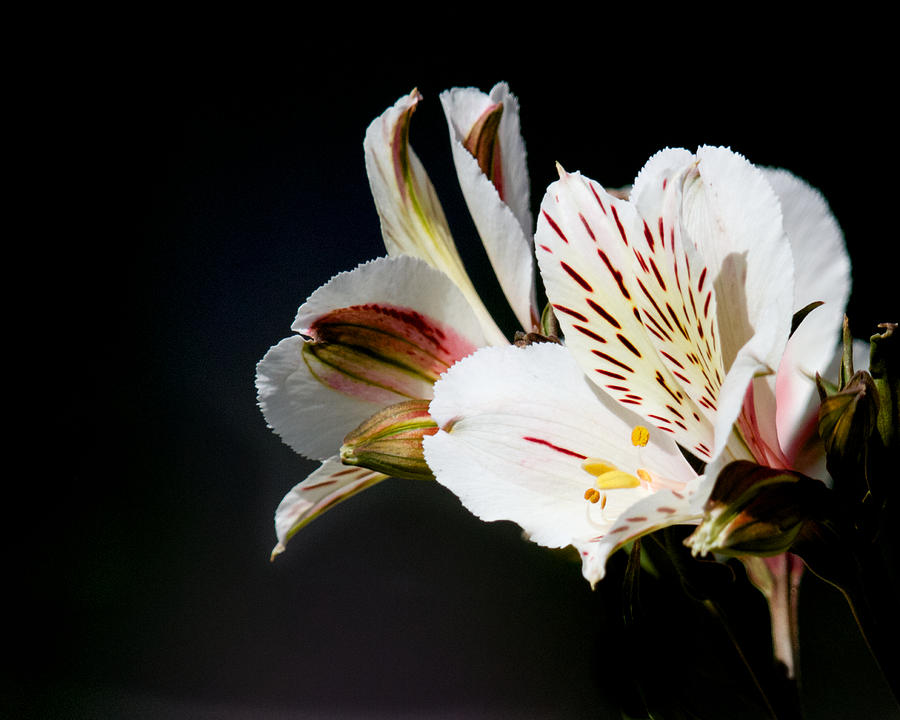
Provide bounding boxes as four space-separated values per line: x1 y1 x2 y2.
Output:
685 461 826 558
817 370 880 469
340 399 437 481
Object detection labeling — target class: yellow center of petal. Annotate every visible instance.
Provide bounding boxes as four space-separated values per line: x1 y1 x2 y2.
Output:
631 425 650 447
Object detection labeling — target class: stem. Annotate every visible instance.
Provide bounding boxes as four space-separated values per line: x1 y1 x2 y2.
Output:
704 598 781 720
839 574 900 705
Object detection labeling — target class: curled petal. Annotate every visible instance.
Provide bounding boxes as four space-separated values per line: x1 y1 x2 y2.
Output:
271 456 387 558
441 83 539 331
364 90 506 345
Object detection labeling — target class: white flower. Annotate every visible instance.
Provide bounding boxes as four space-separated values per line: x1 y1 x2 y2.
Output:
425 146 850 584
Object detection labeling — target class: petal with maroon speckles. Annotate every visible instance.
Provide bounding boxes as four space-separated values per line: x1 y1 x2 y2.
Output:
535 167 715 458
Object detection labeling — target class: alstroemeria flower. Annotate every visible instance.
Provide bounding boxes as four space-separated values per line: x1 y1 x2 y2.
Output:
425 146 851 583
258 254 492 557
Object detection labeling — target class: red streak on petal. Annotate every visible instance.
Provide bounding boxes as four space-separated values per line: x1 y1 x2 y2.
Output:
574 324 606 343
579 213 596 242
589 183 607 215
522 436 587 459
553 304 589 322
302 480 339 490
542 210 568 243
626 516 647 523
657 506 677 514
539 244 553 253
560 261 593 292
610 205 629 246
642 221 655 252
586 299 622 328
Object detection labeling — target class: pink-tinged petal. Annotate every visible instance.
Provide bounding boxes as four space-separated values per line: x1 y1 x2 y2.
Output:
364 90 506 345
535 168 715 461
293 255 489 352
764 169 850 457
271 456 387 558
424 343 699 584
257 256 486 460
440 83 539 331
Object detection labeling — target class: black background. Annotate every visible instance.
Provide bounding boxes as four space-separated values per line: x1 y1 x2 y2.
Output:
18 34 898 719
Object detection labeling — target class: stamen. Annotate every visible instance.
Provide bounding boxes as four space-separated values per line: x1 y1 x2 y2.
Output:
637 468 652 484
582 458 618 477
594 470 642 490
631 425 650 447
584 488 601 503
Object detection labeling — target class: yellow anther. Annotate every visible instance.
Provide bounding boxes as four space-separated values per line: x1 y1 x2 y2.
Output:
594 470 642 490
637 468 652 484
631 425 650 447
584 488 601 503
582 458 619 477
600 494 608 510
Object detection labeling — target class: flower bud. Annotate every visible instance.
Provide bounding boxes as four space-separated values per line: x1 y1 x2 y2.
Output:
685 461 825 558
817 370 879 470
340 399 437 481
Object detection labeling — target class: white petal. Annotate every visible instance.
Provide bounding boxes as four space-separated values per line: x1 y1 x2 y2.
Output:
440 83 539 331
579 474 710 587
292 255 489 350
258 256 487 459
679 147 796 458
271 456 387 558
764 169 850 455
363 90 506 345
256 335 387 460
424 343 698 581
681 146 795 375
535 168 716 460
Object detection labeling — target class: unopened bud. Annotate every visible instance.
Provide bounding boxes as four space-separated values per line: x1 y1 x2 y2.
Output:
685 461 825 558
817 370 879 469
340 399 437 481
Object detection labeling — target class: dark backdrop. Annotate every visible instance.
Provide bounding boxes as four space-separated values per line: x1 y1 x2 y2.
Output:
19 40 897 719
